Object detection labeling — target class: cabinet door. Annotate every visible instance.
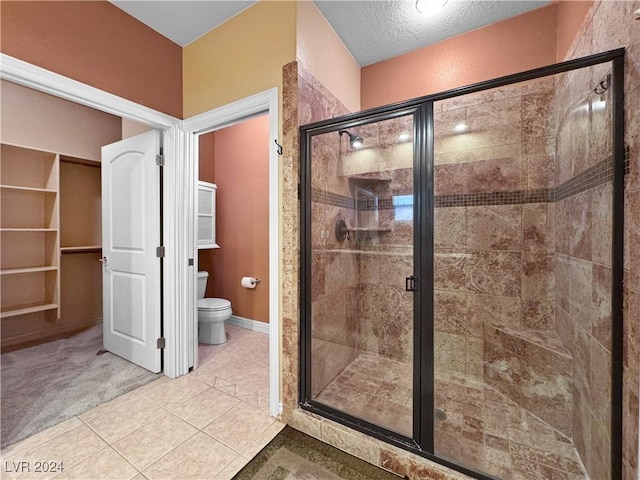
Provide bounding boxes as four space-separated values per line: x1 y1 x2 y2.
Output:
197 181 219 249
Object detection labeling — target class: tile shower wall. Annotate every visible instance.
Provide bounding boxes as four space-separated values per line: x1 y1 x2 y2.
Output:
432 78 569 433
301 65 359 396
283 0 640 472
310 113 416 379
553 52 615 480
340 119 415 364
560 3 640 479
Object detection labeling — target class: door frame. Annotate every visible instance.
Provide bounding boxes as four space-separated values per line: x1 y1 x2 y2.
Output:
0 53 190 378
181 88 281 417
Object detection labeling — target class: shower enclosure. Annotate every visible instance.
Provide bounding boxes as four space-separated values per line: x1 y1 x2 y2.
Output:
299 49 624 480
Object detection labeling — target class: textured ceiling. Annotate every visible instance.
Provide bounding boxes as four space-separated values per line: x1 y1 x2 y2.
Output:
111 1 256 47
110 0 552 64
314 0 552 66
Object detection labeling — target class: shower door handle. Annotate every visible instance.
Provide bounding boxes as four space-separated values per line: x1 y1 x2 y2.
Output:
405 276 417 292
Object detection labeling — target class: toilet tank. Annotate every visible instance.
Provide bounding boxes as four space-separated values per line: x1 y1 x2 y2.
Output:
197 271 209 299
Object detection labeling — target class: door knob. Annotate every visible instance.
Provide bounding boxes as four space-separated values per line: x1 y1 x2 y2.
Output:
98 256 108 265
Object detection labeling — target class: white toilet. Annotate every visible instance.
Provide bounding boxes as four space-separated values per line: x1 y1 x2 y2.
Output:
197 271 232 344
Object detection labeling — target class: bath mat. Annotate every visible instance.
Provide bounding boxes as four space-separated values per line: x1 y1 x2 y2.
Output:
1 324 160 448
234 426 402 479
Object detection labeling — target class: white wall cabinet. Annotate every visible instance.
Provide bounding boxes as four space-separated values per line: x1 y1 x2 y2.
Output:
197 181 219 249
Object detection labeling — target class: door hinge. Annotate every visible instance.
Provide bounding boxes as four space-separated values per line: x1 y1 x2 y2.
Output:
156 246 165 258
298 184 301 200
156 154 165 166
156 337 166 349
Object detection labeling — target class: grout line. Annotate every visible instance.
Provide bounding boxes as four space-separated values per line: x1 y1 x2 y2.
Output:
138 429 200 478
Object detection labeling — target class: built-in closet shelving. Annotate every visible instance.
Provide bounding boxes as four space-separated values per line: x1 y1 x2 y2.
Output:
59 157 102 337
0 144 61 321
1 144 103 350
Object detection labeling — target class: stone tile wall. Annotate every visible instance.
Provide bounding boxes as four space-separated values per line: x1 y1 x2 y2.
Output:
553 61 614 478
282 1 640 473
433 77 557 386
555 2 640 477
303 71 359 396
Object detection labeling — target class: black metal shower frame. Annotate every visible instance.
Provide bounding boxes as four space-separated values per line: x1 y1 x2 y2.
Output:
299 48 625 480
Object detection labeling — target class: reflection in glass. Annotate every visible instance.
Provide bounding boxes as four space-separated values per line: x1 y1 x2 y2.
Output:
309 114 415 437
433 65 613 479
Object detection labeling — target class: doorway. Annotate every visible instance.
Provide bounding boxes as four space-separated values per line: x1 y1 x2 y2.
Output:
0 80 165 447
183 88 281 418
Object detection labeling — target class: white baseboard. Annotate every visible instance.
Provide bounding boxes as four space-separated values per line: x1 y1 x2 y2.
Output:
226 315 269 335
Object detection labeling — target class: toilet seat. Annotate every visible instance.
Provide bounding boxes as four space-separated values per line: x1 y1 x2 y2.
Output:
197 298 231 311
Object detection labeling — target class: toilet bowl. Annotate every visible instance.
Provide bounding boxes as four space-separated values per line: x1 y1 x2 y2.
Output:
197 271 232 344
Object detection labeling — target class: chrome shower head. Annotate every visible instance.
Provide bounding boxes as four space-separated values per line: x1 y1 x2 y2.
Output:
339 130 363 149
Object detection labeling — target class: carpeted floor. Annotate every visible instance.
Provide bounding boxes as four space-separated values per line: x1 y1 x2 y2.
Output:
234 426 402 480
1 324 160 448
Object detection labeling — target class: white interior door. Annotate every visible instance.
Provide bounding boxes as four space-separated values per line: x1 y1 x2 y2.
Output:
101 130 161 373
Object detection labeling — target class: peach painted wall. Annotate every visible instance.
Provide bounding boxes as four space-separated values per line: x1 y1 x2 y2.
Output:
296 0 361 112
183 1 296 118
1 81 122 161
555 1 593 61
361 4 558 109
1 1 182 118
198 115 270 324
121 119 152 140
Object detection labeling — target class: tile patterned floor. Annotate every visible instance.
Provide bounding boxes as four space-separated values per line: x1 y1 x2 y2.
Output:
315 353 413 437
1 325 282 480
315 352 588 480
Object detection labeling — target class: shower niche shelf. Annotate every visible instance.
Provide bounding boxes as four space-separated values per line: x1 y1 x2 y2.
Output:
335 220 391 242
348 227 391 233
348 175 392 183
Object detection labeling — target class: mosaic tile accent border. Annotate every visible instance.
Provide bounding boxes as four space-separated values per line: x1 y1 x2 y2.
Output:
311 189 355 209
435 188 554 208
312 158 621 209
555 156 613 201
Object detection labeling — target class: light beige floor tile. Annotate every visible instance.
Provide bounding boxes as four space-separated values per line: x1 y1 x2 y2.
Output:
257 394 270 413
84 396 166 444
236 393 259 407
80 385 154 422
233 375 269 402
143 375 209 409
12 425 107 480
231 374 270 393
203 403 274 452
134 376 171 393
214 385 236 396
213 377 233 389
143 432 237 480
212 455 250 480
193 360 241 382
112 413 197 471
169 388 239 429
132 475 147 480
52 446 138 480
241 421 285 458
190 369 217 387
1 418 83 459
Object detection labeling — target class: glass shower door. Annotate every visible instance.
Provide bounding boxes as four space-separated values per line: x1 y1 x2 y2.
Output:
305 112 417 438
